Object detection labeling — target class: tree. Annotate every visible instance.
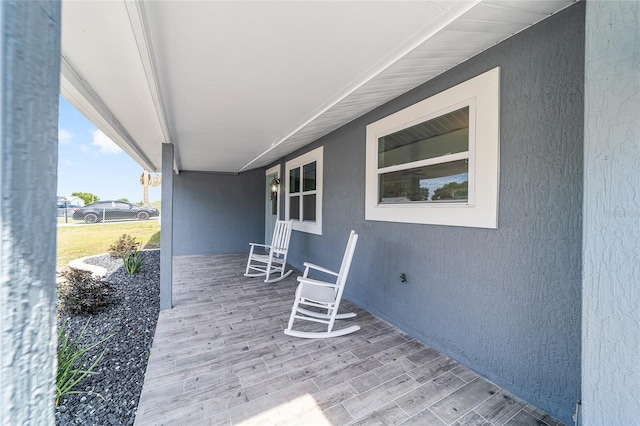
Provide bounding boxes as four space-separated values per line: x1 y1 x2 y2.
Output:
140 170 161 206
380 180 429 202
71 192 99 205
118 198 129 202
411 186 429 201
432 181 468 200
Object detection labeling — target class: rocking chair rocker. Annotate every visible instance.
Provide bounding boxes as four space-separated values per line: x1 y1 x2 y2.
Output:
245 220 293 283
284 230 360 339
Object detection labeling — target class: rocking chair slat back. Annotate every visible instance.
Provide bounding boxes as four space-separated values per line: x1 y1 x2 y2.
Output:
271 220 293 254
244 220 293 283
333 230 358 306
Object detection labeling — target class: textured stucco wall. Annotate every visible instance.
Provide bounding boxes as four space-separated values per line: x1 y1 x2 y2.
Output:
0 1 61 423
283 4 584 423
173 170 264 256
160 143 174 310
582 1 640 424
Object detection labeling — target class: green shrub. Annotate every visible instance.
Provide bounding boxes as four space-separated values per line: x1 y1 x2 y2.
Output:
59 269 113 314
109 234 140 259
124 251 143 274
56 319 112 405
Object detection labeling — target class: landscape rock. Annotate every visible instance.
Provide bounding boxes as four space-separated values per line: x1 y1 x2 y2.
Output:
56 250 160 426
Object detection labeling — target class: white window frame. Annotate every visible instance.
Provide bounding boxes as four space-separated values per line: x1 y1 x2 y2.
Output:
285 146 323 235
365 67 500 229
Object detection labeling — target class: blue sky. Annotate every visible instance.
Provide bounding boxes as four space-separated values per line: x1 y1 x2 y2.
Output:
57 97 161 204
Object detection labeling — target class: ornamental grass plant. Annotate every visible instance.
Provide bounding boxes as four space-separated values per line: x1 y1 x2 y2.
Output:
56 319 113 405
124 250 143 274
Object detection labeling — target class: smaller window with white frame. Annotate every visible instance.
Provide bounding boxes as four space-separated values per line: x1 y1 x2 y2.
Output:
285 146 323 235
365 67 500 229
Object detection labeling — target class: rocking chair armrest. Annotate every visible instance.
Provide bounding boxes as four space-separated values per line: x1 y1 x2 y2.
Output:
249 243 271 249
297 276 339 289
302 262 339 277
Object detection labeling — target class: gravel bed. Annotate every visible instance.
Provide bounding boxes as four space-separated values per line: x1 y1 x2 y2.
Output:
56 250 160 426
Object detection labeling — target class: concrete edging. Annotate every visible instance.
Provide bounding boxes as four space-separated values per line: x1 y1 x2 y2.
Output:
68 254 108 278
67 248 161 278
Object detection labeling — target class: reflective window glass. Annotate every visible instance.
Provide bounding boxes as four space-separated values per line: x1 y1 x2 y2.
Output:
290 168 300 193
303 195 316 221
379 159 468 204
378 106 469 169
303 162 316 191
290 196 300 220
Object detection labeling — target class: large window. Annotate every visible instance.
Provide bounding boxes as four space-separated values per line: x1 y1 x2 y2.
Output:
286 146 323 235
366 67 500 228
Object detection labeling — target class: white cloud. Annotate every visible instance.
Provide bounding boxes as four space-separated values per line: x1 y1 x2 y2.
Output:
91 130 122 154
58 128 73 144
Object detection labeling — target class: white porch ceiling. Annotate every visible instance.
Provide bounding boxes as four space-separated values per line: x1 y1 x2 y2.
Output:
61 0 575 174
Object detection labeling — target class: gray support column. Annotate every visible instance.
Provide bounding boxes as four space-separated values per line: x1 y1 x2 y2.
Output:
160 143 174 310
0 1 61 424
583 1 640 424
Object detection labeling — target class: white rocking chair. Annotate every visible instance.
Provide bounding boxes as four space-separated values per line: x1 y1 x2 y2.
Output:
245 220 293 283
284 230 360 339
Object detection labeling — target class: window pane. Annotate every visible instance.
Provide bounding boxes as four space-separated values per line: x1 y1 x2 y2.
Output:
303 162 316 191
379 159 468 203
289 168 300 193
303 194 316 221
290 196 300 220
378 106 469 168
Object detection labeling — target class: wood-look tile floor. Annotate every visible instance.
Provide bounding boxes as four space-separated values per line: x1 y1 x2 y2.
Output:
134 253 567 426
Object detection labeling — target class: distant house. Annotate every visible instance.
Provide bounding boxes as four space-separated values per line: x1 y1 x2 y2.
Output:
56 195 84 207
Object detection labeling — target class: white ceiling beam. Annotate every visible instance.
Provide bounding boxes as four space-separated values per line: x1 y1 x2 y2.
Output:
124 0 180 174
60 55 158 172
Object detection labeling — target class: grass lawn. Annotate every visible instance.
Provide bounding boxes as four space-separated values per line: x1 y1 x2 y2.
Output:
57 220 161 268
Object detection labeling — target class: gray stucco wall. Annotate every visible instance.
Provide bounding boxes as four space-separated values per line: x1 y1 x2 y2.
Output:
283 4 584 423
582 1 640 424
160 143 174 310
173 169 265 256
0 1 61 423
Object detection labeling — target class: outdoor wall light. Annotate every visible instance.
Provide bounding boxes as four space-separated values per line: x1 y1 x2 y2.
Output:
270 177 280 215
270 177 280 200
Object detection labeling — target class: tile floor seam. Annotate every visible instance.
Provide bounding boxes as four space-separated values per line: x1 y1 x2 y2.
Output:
494 404 524 426
522 405 558 426
395 399 414 420
388 376 432 403
440 376 499 425
344 400 408 426
395 372 469 420
423 407 450 426
450 370 473 384
474 409 500 426
341 374 402 419
345 376 361 395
